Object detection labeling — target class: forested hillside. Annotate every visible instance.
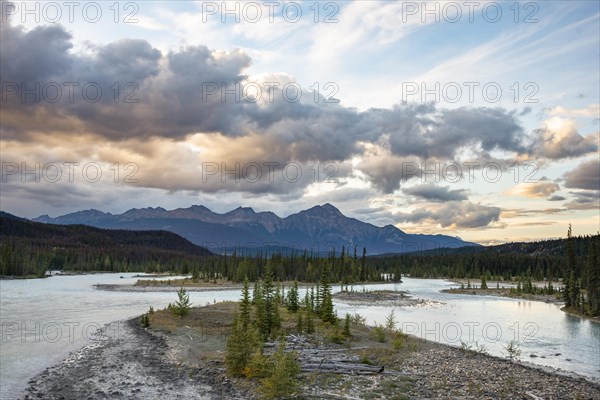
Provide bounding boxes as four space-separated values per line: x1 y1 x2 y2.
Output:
370 234 599 281
0 212 212 277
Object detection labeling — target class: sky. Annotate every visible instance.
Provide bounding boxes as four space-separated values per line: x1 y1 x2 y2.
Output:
0 0 598 244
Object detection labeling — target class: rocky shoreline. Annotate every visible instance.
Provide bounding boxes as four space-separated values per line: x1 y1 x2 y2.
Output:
24 319 249 400
333 289 443 307
23 313 599 399
442 287 564 304
393 345 600 400
94 284 243 292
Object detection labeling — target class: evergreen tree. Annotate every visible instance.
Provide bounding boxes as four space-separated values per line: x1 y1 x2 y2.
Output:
586 239 600 316
286 280 300 312
303 289 311 311
361 247 367 281
305 310 315 334
255 282 266 335
225 315 260 377
296 312 303 334
343 313 351 337
564 225 574 307
259 342 300 399
480 275 488 289
171 287 191 318
319 271 335 324
260 263 281 339
569 270 580 309
240 276 251 327
252 280 262 304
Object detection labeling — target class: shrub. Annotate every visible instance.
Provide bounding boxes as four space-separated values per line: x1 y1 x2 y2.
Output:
385 310 396 330
351 313 366 326
391 331 406 350
343 313 352 337
259 343 300 399
505 340 521 361
244 349 273 379
139 312 150 328
171 287 191 318
225 316 260 377
371 325 387 342
328 325 346 344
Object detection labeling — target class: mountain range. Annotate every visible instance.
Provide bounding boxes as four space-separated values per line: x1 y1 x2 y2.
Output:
33 203 478 255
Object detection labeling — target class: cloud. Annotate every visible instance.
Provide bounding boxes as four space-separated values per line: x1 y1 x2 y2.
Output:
0 21 73 83
513 222 558 227
530 117 598 159
507 182 560 198
1 16 597 204
402 183 468 202
501 208 564 218
547 104 600 118
354 140 429 193
564 191 600 210
548 195 566 201
0 17 541 162
564 159 600 190
394 201 501 229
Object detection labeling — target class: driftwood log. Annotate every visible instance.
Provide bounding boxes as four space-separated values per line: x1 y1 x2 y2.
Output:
300 363 384 375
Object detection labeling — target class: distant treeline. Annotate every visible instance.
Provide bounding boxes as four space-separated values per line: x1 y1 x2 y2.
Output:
369 231 599 317
0 212 212 277
368 234 599 281
1 212 597 291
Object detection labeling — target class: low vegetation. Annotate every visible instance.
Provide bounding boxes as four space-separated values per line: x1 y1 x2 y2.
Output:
142 277 599 399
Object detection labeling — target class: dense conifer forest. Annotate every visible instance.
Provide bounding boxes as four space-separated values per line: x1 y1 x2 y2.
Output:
0 212 212 277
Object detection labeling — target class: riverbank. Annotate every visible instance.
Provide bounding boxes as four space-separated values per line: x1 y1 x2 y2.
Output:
94 283 245 292
441 287 563 304
0 274 49 280
94 278 401 293
25 302 600 399
561 306 600 323
333 289 443 307
441 287 600 323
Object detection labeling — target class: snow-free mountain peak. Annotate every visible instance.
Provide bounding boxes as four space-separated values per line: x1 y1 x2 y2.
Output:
33 204 478 254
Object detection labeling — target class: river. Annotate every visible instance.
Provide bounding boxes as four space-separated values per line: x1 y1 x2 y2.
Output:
1 274 598 399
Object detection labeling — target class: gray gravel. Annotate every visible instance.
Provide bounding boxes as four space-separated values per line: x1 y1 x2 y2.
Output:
24 319 246 400
400 346 600 399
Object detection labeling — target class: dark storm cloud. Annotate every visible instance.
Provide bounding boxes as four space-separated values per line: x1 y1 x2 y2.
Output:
564 159 600 191
402 183 468 202
0 21 72 82
84 39 162 84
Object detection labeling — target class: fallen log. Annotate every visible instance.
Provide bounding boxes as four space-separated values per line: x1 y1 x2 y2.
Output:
300 363 384 373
